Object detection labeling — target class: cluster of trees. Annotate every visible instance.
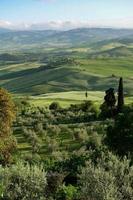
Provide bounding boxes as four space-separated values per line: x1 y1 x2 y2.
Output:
100 78 133 156
40 57 78 71
100 77 124 118
105 105 133 155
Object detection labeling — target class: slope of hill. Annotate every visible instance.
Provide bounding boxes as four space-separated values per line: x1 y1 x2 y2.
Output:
0 57 133 96
0 28 133 96
1 28 133 51
88 46 133 58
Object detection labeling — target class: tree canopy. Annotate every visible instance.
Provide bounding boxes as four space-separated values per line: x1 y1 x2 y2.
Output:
0 88 16 165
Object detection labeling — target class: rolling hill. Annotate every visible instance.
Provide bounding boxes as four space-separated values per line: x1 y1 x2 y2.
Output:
0 56 133 96
1 28 133 51
88 46 133 58
0 28 133 96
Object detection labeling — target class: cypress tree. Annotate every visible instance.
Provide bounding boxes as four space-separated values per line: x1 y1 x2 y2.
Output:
104 88 116 109
85 90 88 100
100 88 116 118
117 77 124 112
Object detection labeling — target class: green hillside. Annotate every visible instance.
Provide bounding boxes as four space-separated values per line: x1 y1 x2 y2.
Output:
88 46 133 58
0 28 133 96
0 56 133 96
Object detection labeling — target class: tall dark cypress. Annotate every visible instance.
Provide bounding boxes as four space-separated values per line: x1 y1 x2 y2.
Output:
117 77 124 112
85 90 88 100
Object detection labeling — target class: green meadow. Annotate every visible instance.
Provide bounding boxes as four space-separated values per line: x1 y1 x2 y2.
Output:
25 91 132 107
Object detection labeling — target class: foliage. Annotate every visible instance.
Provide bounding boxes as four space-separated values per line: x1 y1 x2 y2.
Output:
0 88 16 165
86 132 101 150
0 162 47 200
49 102 60 110
0 28 133 200
100 88 116 118
104 105 133 155
79 151 133 200
117 77 124 112
56 184 79 200
46 172 65 198
0 88 16 134
22 128 41 154
73 128 88 142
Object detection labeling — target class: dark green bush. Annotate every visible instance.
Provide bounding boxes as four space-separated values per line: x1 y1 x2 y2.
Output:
56 184 79 200
49 102 60 110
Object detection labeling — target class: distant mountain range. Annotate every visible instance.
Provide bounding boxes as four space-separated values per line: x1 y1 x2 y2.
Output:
1 28 133 51
0 28 12 33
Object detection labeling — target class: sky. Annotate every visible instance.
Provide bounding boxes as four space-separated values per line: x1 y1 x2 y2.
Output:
0 0 133 30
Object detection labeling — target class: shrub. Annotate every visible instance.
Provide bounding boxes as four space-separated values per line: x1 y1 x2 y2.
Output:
86 132 101 150
51 151 69 161
46 172 65 198
56 184 79 200
49 102 60 110
79 151 133 200
73 128 88 142
34 122 44 134
22 128 41 153
81 101 98 114
47 138 59 153
0 162 47 200
21 153 42 165
46 125 61 136
80 161 117 200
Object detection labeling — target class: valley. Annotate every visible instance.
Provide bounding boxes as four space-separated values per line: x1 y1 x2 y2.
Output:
0 27 133 199
0 28 133 99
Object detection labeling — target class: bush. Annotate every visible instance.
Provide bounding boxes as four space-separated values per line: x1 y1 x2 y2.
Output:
86 132 101 150
49 102 60 110
46 172 65 198
73 128 88 142
46 125 61 136
21 153 42 165
80 161 117 200
34 122 44 134
46 138 59 153
56 184 79 200
22 128 41 153
79 151 133 200
0 162 47 200
81 101 98 114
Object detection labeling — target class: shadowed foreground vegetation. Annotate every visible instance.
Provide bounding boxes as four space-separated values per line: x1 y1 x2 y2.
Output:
0 84 132 199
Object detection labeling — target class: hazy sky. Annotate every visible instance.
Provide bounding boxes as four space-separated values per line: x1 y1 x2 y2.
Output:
0 0 133 29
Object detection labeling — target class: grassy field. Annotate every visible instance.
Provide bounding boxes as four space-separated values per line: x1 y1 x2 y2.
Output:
29 91 104 107
15 91 133 108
